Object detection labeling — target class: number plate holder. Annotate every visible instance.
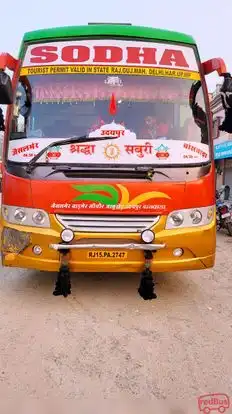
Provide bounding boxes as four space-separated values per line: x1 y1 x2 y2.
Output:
87 251 128 259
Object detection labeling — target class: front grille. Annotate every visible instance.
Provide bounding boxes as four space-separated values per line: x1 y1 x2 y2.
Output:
55 214 160 233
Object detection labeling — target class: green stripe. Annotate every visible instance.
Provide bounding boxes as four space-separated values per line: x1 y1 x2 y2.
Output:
72 184 119 206
22 25 195 45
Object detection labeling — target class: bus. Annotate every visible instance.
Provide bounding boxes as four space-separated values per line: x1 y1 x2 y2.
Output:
0 132 2 190
1 23 232 299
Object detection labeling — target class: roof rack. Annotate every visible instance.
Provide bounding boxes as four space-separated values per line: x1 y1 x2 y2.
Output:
88 22 132 26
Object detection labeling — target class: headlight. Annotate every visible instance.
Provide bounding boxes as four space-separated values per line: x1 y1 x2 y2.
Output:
165 206 215 229
32 211 46 225
2 205 50 228
190 209 202 225
14 208 26 223
141 229 155 243
169 212 184 227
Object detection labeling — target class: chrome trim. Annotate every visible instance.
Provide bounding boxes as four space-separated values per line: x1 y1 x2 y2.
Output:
49 242 165 251
55 214 160 233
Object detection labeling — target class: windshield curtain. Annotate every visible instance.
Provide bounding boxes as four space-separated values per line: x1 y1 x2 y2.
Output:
8 39 210 167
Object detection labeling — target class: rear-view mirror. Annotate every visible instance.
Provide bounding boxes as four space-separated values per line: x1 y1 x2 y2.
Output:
202 58 232 134
218 73 232 134
202 58 227 76
0 71 13 104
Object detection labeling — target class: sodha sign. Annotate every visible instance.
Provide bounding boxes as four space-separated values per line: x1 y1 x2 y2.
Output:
22 39 199 71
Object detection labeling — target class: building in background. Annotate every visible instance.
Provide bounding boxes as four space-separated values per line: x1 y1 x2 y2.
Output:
210 84 232 191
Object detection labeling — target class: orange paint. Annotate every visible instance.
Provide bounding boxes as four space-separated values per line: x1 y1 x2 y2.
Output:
1 168 215 215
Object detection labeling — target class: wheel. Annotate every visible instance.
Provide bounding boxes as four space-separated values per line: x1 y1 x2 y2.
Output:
227 222 232 236
203 407 210 414
219 406 226 413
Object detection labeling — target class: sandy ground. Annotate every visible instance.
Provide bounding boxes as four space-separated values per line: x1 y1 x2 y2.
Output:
0 232 232 414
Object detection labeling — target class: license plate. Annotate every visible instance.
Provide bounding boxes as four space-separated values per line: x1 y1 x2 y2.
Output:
221 212 230 218
87 251 128 259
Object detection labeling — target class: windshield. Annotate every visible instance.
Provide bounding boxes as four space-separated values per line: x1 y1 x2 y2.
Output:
8 39 209 167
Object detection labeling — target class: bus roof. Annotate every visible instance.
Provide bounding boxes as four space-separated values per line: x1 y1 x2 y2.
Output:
22 24 196 45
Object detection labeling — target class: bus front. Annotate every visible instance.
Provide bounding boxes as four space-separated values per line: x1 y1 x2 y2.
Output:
0 24 230 299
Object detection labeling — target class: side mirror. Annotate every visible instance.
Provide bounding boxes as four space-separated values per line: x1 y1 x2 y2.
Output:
0 52 20 105
202 58 232 134
218 73 232 133
0 71 13 104
202 58 227 76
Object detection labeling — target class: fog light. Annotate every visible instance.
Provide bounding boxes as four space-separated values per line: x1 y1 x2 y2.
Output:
61 229 74 243
33 245 42 255
141 229 155 243
173 248 184 257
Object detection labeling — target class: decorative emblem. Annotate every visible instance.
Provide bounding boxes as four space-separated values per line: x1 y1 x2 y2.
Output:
103 143 121 160
46 145 62 160
104 76 123 87
155 144 169 159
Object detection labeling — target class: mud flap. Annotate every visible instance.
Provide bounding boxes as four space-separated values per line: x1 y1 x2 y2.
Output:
53 250 71 297
138 250 157 300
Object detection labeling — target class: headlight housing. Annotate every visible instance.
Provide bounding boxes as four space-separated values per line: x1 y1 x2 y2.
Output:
2 205 50 228
165 206 215 230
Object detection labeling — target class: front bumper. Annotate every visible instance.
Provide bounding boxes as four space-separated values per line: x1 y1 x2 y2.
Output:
0 214 216 273
50 242 165 251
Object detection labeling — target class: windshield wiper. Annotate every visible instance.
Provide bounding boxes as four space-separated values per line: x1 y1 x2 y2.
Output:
42 165 172 180
25 135 119 173
44 165 73 177
135 167 171 181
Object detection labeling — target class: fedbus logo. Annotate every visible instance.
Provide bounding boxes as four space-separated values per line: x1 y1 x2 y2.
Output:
198 393 230 413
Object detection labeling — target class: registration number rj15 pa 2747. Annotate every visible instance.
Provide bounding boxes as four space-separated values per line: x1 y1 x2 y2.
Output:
87 251 128 259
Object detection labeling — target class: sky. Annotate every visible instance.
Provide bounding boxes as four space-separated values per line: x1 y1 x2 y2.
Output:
0 0 231 92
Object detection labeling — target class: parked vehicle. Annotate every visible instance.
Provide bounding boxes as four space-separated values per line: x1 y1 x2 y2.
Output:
216 196 232 236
